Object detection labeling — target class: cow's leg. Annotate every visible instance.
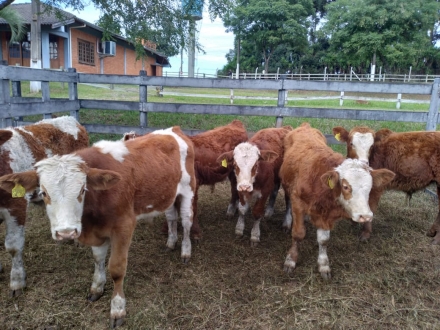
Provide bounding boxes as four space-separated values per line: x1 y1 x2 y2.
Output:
427 184 440 244
235 194 249 237
282 192 292 232
265 182 280 218
108 225 134 329
179 193 193 263
317 228 331 280
250 194 268 246
284 203 305 274
165 204 179 250
88 239 110 302
226 171 239 217
3 201 27 297
189 185 201 242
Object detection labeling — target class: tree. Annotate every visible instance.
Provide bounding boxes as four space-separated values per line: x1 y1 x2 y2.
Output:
0 5 25 42
322 0 440 74
0 0 234 57
223 0 314 74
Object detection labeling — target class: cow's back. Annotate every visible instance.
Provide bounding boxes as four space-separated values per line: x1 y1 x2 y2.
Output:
80 127 195 218
190 120 247 184
281 123 343 196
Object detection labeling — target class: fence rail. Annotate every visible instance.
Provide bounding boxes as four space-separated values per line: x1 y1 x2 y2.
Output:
165 70 440 84
1 63 439 143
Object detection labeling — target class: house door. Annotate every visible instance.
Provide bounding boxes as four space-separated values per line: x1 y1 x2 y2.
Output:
49 35 60 69
7 39 31 67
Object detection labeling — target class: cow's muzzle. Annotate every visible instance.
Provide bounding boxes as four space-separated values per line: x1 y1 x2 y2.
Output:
238 183 253 192
55 228 79 240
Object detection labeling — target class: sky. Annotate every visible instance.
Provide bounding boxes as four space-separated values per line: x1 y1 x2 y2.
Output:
15 1 235 76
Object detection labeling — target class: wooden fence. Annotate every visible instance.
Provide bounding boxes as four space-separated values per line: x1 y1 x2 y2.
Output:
1 62 439 144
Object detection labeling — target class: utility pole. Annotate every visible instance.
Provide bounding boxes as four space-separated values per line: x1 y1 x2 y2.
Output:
30 0 41 92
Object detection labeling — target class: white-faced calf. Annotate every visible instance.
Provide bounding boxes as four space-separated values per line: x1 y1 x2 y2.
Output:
280 123 394 279
0 126 196 328
333 126 440 243
218 126 292 245
0 116 88 297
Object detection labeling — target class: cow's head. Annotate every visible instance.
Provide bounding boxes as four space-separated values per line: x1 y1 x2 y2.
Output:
321 159 394 222
217 142 278 192
0 154 121 241
333 126 375 164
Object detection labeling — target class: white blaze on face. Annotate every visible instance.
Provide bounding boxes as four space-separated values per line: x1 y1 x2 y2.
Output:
233 142 260 192
335 159 374 223
351 132 374 164
35 154 87 240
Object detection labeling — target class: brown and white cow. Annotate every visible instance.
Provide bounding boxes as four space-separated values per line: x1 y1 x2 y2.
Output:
333 125 440 244
280 123 394 279
123 120 248 241
0 116 88 297
0 126 196 328
217 126 292 245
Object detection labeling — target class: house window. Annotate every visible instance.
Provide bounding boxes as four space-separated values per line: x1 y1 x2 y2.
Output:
49 35 58 59
9 42 21 58
78 39 95 65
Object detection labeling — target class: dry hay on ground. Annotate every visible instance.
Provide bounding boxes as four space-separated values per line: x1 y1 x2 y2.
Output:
1 183 440 329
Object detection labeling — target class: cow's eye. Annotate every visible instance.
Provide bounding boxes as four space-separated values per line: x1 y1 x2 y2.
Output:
343 185 349 190
39 191 46 197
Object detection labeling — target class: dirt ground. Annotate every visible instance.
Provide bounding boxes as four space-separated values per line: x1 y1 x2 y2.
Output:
1 183 440 329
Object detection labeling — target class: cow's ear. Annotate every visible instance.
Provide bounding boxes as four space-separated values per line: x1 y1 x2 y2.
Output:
321 170 340 191
259 150 278 162
332 127 349 143
371 168 395 188
216 151 234 168
0 130 13 147
375 128 393 143
86 168 121 190
0 171 39 194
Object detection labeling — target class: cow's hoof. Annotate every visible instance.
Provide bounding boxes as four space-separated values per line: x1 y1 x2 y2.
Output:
191 236 201 244
110 317 125 329
9 288 23 298
87 292 103 302
426 228 437 238
430 233 440 245
250 240 259 247
182 256 191 264
320 271 332 281
359 232 370 242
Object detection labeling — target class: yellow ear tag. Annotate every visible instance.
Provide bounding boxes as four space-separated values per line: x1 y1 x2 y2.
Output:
12 183 26 198
221 159 228 168
334 133 341 141
328 177 334 189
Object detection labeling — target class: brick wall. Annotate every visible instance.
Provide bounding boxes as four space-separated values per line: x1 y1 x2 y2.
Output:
70 29 163 76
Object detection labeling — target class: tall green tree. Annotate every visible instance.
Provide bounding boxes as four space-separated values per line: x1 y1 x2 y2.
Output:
0 0 234 57
322 0 440 74
224 0 313 74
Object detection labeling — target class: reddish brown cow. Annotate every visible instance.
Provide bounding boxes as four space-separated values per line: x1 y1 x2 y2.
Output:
217 126 292 245
0 126 196 328
280 123 394 279
0 116 88 297
333 126 440 243
124 120 248 240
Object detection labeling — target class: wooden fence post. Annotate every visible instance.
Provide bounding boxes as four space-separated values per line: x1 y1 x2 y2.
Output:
11 79 23 122
0 60 13 128
230 89 234 104
340 91 344 106
396 93 401 110
426 78 440 131
68 68 80 120
276 89 286 127
42 81 52 119
139 70 147 127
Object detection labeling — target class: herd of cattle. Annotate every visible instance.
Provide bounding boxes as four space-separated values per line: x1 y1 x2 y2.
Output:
0 116 439 327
